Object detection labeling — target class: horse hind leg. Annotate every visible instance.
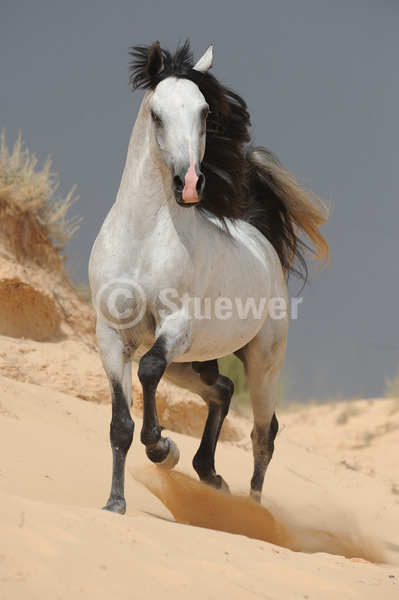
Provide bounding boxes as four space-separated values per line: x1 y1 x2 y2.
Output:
164 361 233 491
236 333 286 503
250 410 279 502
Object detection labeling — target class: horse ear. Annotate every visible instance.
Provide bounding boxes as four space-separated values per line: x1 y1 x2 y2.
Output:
193 44 214 73
146 41 164 77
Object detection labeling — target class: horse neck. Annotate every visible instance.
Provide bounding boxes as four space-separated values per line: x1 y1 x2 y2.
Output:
114 96 198 238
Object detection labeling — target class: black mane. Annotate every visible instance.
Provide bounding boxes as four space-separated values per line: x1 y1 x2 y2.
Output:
128 42 329 281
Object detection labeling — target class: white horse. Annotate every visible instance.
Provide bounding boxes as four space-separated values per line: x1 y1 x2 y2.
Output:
89 41 329 514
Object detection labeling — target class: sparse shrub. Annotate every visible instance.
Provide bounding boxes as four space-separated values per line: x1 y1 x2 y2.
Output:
335 403 361 425
0 131 81 249
385 367 399 399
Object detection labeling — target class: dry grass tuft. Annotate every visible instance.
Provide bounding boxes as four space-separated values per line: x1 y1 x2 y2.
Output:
0 131 81 249
335 402 361 425
385 367 399 399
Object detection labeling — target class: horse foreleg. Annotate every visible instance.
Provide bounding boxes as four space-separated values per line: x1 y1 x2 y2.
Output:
138 336 180 469
105 374 134 513
97 326 134 514
193 374 233 491
164 362 233 491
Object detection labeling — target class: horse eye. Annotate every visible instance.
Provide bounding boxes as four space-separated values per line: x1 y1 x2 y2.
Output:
151 110 161 123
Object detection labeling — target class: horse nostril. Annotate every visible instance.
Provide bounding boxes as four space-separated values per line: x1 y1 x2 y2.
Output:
172 175 184 193
197 173 205 194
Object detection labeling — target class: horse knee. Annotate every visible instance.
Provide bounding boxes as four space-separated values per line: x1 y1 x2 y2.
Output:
138 341 168 448
109 380 134 452
217 375 234 398
138 350 166 390
110 413 134 452
214 375 234 416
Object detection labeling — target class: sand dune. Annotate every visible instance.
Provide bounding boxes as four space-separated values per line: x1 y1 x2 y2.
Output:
1 132 398 599
0 339 398 599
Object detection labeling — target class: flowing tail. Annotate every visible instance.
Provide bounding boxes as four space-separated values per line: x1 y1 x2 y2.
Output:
243 147 330 281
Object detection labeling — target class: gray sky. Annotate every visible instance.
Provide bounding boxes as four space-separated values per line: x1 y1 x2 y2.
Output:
1 0 398 401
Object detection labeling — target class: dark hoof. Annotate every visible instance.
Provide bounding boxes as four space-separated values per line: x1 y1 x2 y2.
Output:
146 437 180 470
249 489 261 503
218 476 231 494
156 438 180 470
102 498 126 514
203 474 230 494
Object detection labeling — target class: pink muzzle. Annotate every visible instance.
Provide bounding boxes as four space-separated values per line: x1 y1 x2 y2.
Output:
182 158 200 204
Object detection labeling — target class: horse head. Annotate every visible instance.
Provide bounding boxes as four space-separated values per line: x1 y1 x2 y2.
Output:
132 41 214 206
150 76 209 206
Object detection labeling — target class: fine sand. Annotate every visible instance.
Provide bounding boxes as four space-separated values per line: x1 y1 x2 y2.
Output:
0 334 398 600
2 127 397 599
